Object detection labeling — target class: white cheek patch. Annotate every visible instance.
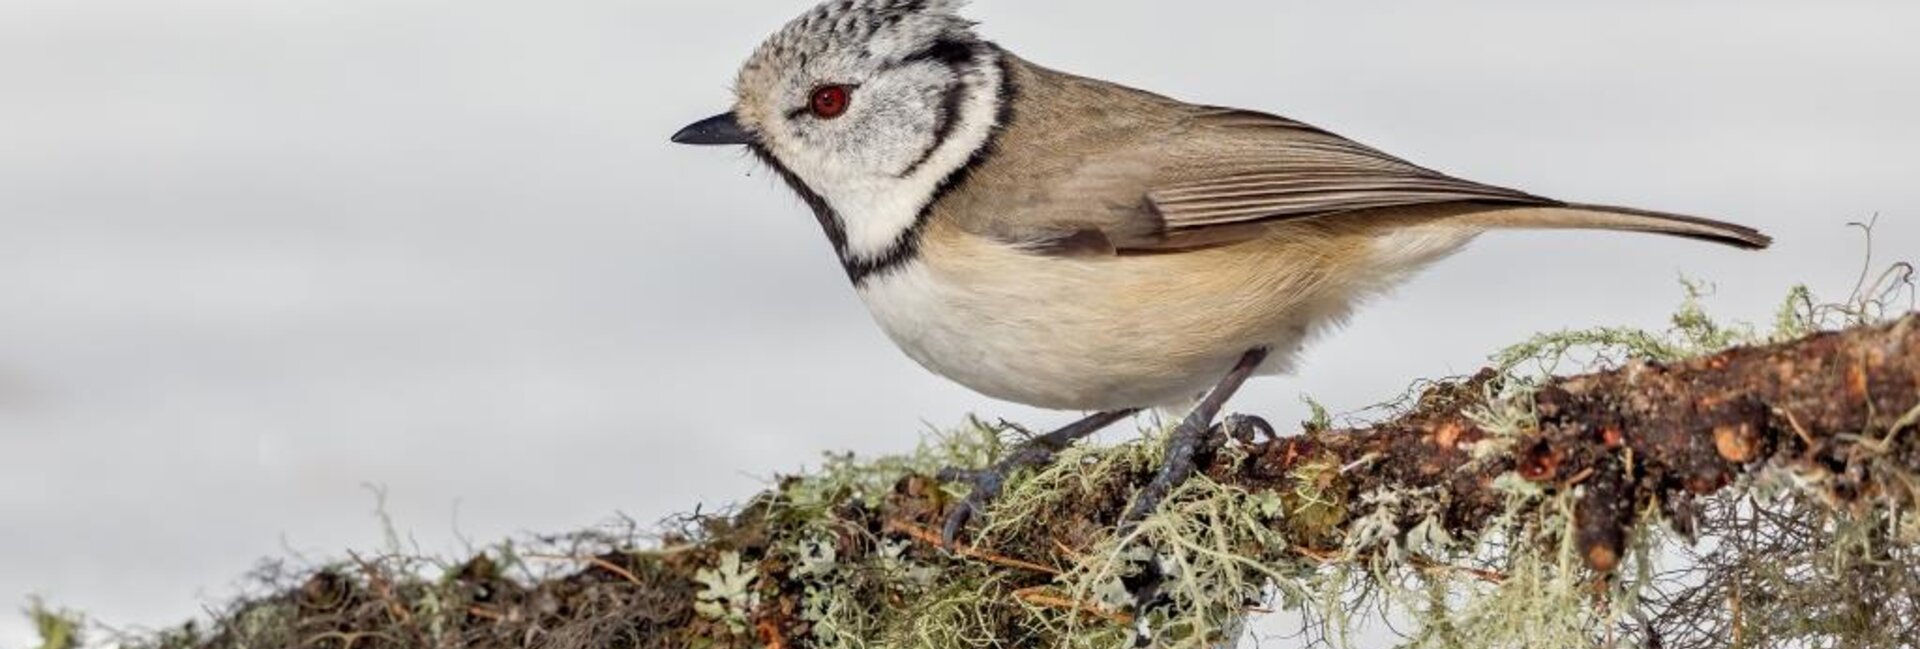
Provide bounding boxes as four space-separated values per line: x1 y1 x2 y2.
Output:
857 68 951 174
812 57 1003 263
841 176 946 257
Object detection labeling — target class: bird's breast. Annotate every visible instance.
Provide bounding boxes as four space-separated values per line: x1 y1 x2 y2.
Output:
851 221 1405 411
860 264 1184 409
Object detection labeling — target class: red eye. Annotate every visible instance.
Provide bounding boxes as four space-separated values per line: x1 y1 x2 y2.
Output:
810 85 851 119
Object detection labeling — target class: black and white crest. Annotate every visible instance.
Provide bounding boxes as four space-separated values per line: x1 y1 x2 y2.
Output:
742 0 978 74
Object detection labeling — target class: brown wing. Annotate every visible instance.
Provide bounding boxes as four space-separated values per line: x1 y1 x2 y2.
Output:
945 59 1563 254
1139 108 1558 242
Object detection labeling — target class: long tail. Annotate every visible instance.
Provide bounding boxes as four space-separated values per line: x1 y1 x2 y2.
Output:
1460 203 1772 250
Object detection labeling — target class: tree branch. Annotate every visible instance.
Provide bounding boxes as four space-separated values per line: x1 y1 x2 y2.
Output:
1222 313 1919 573
122 315 1920 649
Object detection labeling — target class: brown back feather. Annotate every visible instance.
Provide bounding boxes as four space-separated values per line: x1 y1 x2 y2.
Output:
931 56 1766 255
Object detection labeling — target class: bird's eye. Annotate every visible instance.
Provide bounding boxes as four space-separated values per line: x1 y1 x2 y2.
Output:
809 85 851 119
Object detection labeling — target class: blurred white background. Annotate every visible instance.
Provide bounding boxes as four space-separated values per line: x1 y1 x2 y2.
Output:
2 0 1915 645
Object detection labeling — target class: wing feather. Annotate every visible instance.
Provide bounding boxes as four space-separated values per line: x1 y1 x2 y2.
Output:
1143 108 1557 237
946 61 1566 253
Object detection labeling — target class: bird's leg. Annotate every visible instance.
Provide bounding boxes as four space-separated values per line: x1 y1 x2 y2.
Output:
1122 348 1269 525
941 409 1139 547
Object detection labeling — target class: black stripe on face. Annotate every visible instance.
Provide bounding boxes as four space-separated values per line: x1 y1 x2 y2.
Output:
894 38 982 178
850 47 1016 287
896 54 975 179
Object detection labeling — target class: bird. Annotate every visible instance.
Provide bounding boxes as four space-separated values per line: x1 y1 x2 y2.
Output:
670 0 1770 545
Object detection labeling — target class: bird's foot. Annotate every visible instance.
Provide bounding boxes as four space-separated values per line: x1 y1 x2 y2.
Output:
1119 416 1277 535
1220 414 1277 447
938 444 1058 547
1119 414 1273 526
940 410 1136 548
1118 349 1270 529
1120 412 1225 526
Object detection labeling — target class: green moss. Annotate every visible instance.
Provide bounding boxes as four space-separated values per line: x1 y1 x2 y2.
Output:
27 599 83 649
1279 457 1351 546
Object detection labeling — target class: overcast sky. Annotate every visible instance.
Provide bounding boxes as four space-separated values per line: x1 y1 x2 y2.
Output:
2 1 1916 646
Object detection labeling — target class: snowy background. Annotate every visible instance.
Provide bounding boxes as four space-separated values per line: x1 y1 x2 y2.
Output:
3 0 1916 645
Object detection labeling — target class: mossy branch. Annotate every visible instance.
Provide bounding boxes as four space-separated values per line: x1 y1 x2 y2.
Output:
100 312 1920 649
1239 312 1920 575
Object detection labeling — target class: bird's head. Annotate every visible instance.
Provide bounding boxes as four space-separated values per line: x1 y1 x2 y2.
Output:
673 0 1008 270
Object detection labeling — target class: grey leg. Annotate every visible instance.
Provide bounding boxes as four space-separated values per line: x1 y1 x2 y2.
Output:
941 409 1139 546
1122 348 1269 525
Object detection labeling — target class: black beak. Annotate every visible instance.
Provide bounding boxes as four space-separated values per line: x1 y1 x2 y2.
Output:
671 112 755 146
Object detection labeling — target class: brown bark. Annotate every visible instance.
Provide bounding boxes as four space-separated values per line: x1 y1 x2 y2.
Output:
1222 313 1920 572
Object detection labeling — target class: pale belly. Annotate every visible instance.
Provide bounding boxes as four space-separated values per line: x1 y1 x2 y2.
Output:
853 222 1475 411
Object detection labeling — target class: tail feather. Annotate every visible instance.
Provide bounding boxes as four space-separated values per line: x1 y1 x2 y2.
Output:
1461 203 1772 250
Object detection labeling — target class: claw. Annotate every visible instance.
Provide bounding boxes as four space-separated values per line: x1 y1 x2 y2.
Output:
942 509 969 547
936 410 1138 547
942 467 1009 547
941 498 979 548
940 444 1045 548
1221 414 1276 446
